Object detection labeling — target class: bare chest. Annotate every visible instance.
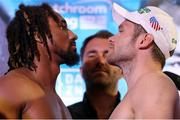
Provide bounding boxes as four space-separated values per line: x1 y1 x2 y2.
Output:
22 94 71 119
110 94 134 119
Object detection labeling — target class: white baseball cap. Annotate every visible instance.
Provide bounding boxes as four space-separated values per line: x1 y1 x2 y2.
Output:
112 2 178 59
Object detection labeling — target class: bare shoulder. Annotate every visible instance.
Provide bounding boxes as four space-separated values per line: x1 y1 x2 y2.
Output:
144 72 177 94
131 72 179 118
0 70 46 118
133 72 178 96
0 70 45 110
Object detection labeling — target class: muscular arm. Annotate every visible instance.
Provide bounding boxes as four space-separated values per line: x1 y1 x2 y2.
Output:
0 75 44 119
135 92 175 118
0 82 21 118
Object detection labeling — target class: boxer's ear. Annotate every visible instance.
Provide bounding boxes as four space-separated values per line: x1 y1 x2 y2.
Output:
138 33 154 49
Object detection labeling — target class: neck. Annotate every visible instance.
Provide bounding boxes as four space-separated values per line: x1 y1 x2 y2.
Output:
18 49 62 92
86 88 119 118
119 54 162 90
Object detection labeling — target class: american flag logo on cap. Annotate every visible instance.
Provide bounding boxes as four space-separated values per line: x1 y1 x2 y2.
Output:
149 17 162 31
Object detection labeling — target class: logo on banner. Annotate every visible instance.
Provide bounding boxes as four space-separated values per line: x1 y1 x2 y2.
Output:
52 0 111 30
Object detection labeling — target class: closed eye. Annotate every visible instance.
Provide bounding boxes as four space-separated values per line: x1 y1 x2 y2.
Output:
88 53 96 58
57 19 68 30
119 24 124 33
119 29 123 33
86 50 97 58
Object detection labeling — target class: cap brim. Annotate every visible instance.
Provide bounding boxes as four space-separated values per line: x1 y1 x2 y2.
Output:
112 3 142 26
112 3 128 25
112 2 128 26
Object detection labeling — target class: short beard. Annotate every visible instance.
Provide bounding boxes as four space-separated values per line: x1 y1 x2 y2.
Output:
87 81 109 91
60 47 80 66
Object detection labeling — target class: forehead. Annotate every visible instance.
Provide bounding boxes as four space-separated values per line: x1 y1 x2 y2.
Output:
48 12 66 24
119 20 135 30
54 12 65 21
84 38 108 52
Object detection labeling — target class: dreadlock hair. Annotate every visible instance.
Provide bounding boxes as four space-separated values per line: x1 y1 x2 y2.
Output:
80 30 113 61
6 3 61 72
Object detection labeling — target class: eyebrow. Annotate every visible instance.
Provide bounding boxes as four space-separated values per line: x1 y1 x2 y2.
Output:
87 50 97 55
86 49 109 55
61 19 66 24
